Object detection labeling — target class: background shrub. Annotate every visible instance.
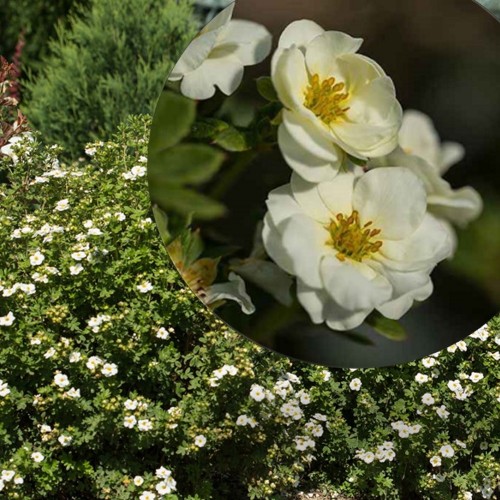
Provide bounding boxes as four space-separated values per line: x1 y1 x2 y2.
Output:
22 0 197 158
0 120 498 499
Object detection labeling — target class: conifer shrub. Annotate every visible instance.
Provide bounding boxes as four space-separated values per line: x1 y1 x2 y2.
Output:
23 0 197 158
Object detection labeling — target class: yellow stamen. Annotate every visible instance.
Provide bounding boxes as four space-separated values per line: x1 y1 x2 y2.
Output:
304 73 350 124
326 211 383 262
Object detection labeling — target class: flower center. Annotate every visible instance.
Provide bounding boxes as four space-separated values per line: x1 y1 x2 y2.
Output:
304 74 350 124
326 210 383 262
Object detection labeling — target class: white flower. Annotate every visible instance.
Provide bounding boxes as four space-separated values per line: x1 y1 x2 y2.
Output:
321 370 331 381
169 3 272 100
271 20 402 182
294 436 315 451
455 439 467 449
1 470 15 482
155 327 169 340
0 312 15 327
370 147 482 254
155 466 172 479
44 347 56 359
87 227 103 236
435 405 449 419
408 424 422 434
421 357 436 368
30 251 45 266
58 435 72 446
194 434 207 447
447 380 462 393
156 480 174 495
421 393 435 406
470 324 489 341
469 372 484 383
69 352 81 363
361 451 375 463
349 378 362 391
54 199 70 212
101 363 118 377
19 283 36 295
298 390 311 405
137 419 153 431
54 373 70 388
398 426 410 438
312 413 327 422
263 168 451 330
137 281 153 293
236 414 249 426
86 356 103 371
429 455 442 467
115 212 126 221
415 373 429 384
139 491 156 500
40 424 52 433
132 476 144 486
223 364 238 376
31 452 44 463
71 251 86 261
399 110 465 175
124 399 139 410
204 272 256 315
124 415 137 428
249 384 266 402
64 387 81 399
439 444 455 458
280 401 303 420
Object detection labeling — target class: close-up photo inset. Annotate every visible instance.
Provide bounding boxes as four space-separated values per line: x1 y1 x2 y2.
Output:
148 0 500 367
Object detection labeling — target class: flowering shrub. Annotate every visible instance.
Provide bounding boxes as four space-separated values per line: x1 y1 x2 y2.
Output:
0 118 498 499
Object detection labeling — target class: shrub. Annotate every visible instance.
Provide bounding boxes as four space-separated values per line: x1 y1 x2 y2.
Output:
22 0 197 158
0 0 87 71
0 120 498 499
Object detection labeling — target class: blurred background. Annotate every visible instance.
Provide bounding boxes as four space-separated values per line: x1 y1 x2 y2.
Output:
194 0 500 367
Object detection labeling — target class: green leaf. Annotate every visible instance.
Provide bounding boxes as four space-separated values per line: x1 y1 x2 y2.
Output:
152 205 171 244
179 229 204 268
214 126 251 152
149 91 196 154
149 185 226 220
256 76 279 102
366 311 408 341
190 118 229 140
148 143 225 186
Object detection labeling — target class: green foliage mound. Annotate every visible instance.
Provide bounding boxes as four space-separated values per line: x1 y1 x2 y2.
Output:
22 0 197 158
0 120 498 499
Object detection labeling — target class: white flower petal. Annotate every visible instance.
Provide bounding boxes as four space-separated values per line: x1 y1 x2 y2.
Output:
170 28 222 79
278 124 340 183
320 256 392 311
316 171 355 216
304 31 363 78
272 47 309 110
262 213 295 276
428 186 483 228
399 110 440 167
280 214 327 288
379 213 452 271
439 142 465 174
217 19 272 66
277 19 325 51
180 55 244 100
265 184 302 227
353 167 427 240
204 272 255 314
290 172 332 223
376 268 433 319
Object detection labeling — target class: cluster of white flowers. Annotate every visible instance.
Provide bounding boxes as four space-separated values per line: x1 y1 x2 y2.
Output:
155 326 174 340
171 7 483 331
0 379 11 397
84 354 118 377
123 399 152 431
390 420 422 438
87 313 112 333
355 441 396 463
208 364 238 387
447 379 473 401
135 465 177 499
0 469 24 493
122 165 147 180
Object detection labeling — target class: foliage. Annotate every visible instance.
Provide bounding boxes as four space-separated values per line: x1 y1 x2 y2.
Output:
0 119 498 499
0 0 87 72
22 0 197 158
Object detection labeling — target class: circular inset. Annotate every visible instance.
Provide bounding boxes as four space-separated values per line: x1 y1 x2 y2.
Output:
148 0 500 367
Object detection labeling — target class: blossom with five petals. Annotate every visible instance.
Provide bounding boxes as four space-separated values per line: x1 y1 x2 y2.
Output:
271 20 402 182
169 3 272 100
262 168 452 330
